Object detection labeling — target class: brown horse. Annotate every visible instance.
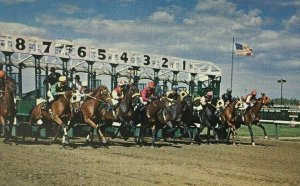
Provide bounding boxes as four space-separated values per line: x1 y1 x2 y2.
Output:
85 83 140 142
80 85 112 144
25 89 81 144
0 77 16 143
219 98 242 145
234 93 270 146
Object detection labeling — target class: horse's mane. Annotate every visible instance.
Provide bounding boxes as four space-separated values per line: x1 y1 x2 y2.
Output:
90 85 108 97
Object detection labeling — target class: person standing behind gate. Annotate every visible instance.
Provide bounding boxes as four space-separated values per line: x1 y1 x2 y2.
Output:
72 75 82 91
47 67 61 86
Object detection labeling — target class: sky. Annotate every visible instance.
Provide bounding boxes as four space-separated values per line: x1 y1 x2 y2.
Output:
0 0 299 99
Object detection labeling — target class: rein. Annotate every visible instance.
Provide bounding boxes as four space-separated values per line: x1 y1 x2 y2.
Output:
87 94 109 103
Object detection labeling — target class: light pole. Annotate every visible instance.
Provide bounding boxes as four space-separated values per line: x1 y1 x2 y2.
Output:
277 79 286 107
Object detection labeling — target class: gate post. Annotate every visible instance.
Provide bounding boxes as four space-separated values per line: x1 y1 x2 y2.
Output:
86 61 95 89
153 69 160 86
189 73 197 95
33 55 43 99
172 71 179 87
110 64 119 90
60 58 70 77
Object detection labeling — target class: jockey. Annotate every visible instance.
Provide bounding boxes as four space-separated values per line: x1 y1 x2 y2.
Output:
243 90 257 110
140 81 156 105
111 80 126 107
50 76 70 101
205 90 213 105
0 70 5 89
45 76 70 114
166 85 179 103
221 88 233 105
203 90 216 122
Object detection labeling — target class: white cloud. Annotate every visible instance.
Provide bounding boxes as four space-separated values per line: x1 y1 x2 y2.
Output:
283 11 300 31
148 11 174 23
0 21 47 36
0 0 35 4
58 4 81 15
183 18 195 25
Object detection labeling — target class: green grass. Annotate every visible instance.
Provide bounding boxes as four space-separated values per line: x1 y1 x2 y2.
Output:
236 124 300 137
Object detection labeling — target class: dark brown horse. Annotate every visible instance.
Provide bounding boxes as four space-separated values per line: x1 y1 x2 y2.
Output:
80 85 112 144
25 90 81 144
0 77 16 143
139 97 182 147
234 93 270 146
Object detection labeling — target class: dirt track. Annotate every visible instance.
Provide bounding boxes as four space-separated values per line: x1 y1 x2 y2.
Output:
1 137 300 186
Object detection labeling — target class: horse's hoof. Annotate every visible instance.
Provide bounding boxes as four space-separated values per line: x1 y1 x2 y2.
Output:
101 139 107 144
252 142 255 146
264 136 268 139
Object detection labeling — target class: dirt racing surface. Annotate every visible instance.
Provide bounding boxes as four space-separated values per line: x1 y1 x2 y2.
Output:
1 137 300 186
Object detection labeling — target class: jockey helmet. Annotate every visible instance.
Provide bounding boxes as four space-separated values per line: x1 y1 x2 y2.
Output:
59 76 67 83
118 80 126 86
0 70 5 78
227 88 232 93
251 90 257 96
206 91 213 97
82 81 88 87
148 81 155 88
50 67 56 72
172 85 178 91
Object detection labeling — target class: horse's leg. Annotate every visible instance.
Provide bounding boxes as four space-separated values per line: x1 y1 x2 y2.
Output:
84 117 106 144
248 124 255 146
151 124 156 148
257 124 268 139
62 123 70 145
53 124 62 143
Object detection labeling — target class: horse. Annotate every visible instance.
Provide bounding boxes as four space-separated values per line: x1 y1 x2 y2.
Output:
192 95 222 144
234 93 271 146
85 83 140 143
178 91 197 145
24 89 81 145
79 85 113 144
0 76 16 143
219 98 243 145
137 96 182 147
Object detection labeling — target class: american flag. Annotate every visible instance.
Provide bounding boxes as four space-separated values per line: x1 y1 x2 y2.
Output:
235 43 253 56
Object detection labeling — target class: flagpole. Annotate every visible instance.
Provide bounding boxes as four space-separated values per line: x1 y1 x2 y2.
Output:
231 37 234 91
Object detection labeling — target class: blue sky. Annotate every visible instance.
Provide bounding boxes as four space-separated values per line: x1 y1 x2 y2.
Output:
0 0 299 99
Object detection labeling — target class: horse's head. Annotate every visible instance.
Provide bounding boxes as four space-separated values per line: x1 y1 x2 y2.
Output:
66 90 81 113
193 96 203 111
94 85 112 103
131 92 141 108
0 77 15 97
182 94 193 112
235 97 244 109
260 93 271 106
71 90 81 112
216 99 225 111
